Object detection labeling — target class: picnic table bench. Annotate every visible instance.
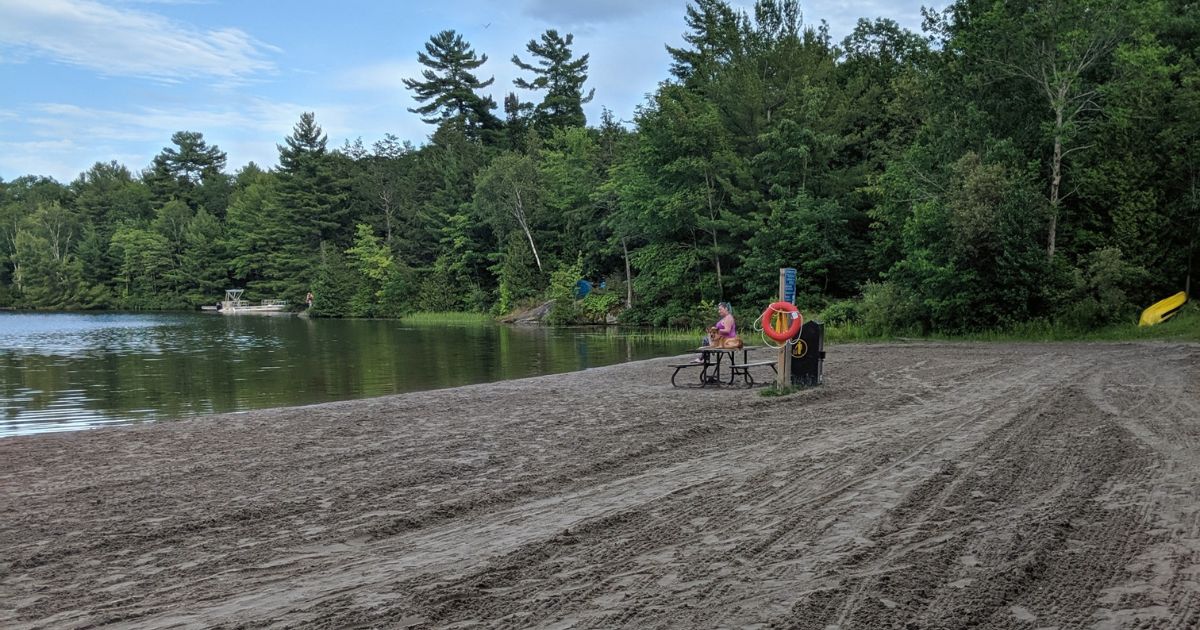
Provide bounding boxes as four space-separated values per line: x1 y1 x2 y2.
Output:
670 346 777 388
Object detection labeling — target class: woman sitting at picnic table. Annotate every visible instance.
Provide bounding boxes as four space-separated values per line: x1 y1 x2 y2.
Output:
712 302 737 343
696 302 743 358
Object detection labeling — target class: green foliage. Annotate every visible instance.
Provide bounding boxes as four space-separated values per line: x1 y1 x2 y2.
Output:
1053 246 1151 328
860 280 923 336
623 243 702 326
178 208 227 306
512 30 594 132
579 290 621 323
309 242 359 318
3 1 1197 337
345 223 394 316
878 151 1051 333
10 202 106 309
738 192 857 305
415 267 467 312
474 151 545 273
818 299 862 325
144 131 228 211
490 231 545 314
251 112 349 304
403 30 501 140
109 226 177 309
545 256 584 325
760 383 809 398
540 127 611 273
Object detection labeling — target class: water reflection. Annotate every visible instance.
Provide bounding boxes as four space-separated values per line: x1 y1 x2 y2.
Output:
0 312 681 437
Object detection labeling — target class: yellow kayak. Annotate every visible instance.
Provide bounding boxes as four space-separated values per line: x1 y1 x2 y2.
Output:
1138 291 1188 327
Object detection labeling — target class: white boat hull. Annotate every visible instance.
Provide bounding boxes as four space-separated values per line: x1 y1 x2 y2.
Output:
216 290 290 315
221 305 290 315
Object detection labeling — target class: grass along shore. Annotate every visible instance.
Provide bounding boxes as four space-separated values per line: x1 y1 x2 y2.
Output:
400 301 1199 344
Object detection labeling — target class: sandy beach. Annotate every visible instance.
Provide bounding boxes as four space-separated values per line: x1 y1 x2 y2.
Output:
2 341 1200 629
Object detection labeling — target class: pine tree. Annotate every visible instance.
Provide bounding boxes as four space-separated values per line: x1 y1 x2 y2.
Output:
665 0 746 87
144 131 227 211
277 112 348 246
254 112 349 303
403 30 500 138
512 30 594 131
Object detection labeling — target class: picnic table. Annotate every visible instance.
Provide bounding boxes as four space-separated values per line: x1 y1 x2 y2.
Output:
669 346 777 388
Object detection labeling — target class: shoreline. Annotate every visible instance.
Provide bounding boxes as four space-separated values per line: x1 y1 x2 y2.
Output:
3 342 1199 628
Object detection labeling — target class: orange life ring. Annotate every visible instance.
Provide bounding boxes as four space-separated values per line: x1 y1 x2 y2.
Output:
761 301 803 342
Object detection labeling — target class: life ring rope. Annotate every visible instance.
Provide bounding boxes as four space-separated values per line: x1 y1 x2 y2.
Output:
760 301 803 343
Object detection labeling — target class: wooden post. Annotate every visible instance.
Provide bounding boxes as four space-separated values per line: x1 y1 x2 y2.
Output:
777 268 791 386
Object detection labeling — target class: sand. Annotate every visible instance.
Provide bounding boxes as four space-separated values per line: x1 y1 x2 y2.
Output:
2 341 1200 629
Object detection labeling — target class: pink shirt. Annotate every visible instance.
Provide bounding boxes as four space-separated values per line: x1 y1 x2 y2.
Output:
715 315 736 338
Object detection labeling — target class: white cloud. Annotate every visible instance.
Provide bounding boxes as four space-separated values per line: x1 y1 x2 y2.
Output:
0 97 425 181
337 59 426 96
801 1 937 42
0 0 277 82
0 137 120 183
0 100 271 181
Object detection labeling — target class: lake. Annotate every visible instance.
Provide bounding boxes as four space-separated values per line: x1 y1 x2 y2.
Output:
0 312 685 438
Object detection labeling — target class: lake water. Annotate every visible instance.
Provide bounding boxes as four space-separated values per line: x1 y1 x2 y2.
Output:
0 312 684 438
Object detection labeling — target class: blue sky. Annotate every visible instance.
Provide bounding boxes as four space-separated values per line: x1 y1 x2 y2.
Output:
0 0 938 183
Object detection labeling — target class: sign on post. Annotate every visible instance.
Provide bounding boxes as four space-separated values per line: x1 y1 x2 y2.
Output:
782 267 796 306
777 268 794 385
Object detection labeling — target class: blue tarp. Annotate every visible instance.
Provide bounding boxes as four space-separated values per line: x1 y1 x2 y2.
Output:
574 279 592 299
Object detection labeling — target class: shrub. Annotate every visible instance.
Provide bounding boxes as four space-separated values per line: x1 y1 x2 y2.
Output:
1053 247 1149 328
819 299 863 325
545 256 584 325
579 290 621 323
861 281 924 336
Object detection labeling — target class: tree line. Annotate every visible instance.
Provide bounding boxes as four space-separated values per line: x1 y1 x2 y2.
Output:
1 0 1197 333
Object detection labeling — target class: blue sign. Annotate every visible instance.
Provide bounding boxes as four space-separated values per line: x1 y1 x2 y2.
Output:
783 268 797 304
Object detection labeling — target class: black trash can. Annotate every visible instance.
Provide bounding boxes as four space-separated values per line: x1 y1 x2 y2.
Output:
789 321 825 386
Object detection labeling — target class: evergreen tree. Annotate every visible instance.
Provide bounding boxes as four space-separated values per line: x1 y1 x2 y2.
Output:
409 122 490 273
666 0 746 88
503 92 536 152
255 112 350 303
179 208 228 305
309 241 359 317
539 127 608 274
403 30 501 139
72 162 153 231
144 131 228 212
109 226 173 308
512 30 594 131
225 165 279 296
